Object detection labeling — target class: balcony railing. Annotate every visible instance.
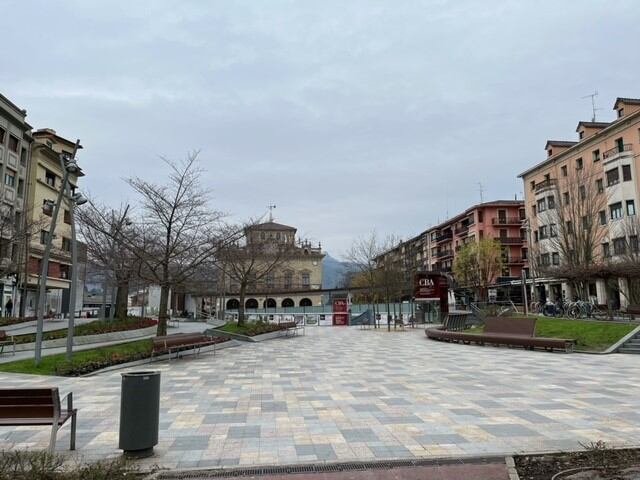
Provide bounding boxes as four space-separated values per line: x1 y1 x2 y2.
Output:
495 236 525 244
534 179 557 194
454 224 470 235
434 250 453 258
603 143 632 160
505 257 525 264
434 231 453 243
492 217 524 225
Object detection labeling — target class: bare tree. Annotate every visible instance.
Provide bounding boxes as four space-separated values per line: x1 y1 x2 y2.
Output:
76 201 140 320
539 164 607 299
126 152 227 336
216 223 292 326
452 238 503 301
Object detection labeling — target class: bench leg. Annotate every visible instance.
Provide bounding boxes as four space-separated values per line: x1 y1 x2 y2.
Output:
49 423 58 453
70 412 77 450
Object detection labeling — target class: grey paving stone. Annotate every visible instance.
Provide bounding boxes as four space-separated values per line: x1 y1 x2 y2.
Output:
416 433 467 444
227 425 261 439
480 424 538 437
340 428 379 442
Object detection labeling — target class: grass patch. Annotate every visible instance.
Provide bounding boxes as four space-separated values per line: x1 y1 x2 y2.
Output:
465 317 636 351
11 317 157 344
0 339 153 376
220 320 284 336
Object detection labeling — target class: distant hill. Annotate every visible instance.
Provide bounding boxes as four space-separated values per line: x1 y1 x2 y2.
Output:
322 254 357 289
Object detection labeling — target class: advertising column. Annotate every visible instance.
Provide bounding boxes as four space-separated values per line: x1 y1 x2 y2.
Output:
332 297 349 326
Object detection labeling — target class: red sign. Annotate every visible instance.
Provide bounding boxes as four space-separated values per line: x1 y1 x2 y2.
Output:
332 298 349 326
414 272 449 314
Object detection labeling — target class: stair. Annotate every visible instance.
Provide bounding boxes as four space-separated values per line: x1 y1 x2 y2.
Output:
618 335 640 354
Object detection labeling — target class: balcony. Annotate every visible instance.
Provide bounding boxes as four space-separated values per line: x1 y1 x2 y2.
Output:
505 257 525 265
434 249 453 259
534 178 557 194
495 236 525 245
455 224 471 235
434 231 453 243
492 217 523 225
603 143 632 161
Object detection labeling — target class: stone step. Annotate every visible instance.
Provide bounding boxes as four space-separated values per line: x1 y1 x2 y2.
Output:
625 340 640 346
618 346 640 354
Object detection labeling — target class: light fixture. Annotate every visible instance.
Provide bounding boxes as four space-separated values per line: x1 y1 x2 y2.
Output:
64 157 79 173
72 192 87 205
42 200 54 215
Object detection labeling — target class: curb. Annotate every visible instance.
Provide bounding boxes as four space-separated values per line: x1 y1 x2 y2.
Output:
506 456 520 480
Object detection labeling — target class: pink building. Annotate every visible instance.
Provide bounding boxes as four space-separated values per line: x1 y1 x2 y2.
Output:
427 200 528 281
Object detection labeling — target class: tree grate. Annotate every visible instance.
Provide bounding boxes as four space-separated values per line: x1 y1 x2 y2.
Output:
155 455 505 479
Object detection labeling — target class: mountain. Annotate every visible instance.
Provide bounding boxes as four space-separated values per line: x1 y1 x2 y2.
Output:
322 254 357 289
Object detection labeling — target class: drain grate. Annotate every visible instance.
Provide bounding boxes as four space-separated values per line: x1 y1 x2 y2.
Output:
156 455 505 479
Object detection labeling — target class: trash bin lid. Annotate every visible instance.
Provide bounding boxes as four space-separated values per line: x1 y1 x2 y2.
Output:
121 371 160 377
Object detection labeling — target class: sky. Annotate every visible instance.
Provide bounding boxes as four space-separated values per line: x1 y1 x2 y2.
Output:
3 0 640 259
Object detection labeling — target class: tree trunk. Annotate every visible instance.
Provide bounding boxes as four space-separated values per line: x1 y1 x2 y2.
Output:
157 284 170 336
116 280 129 320
238 282 247 326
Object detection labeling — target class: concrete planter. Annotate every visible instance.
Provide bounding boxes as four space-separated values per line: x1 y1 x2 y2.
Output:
14 325 158 352
206 328 287 343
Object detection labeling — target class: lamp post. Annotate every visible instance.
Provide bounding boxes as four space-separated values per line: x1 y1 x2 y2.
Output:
66 191 87 362
523 218 537 305
34 144 80 366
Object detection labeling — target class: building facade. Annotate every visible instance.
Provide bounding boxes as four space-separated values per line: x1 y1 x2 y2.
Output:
518 97 640 307
0 94 32 315
23 128 83 316
221 221 325 310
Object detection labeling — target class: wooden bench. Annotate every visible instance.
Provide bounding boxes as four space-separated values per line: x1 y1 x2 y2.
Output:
0 330 15 356
622 305 640 321
0 388 77 452
426 317 575 353
278 320 305 337
151 333 222 361
393 317 405 330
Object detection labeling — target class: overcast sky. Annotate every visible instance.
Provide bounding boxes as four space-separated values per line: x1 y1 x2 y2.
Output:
3 1 639 258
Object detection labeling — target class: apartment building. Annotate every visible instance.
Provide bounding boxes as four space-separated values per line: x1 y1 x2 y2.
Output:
23 128 83 316
0 94 32 314
518 97 640 307
426 201 527 279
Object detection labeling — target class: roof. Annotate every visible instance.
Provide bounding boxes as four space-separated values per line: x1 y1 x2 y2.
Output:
614 97 640 107
248 221 297 232
575 121 610 132
33 128 83 149
544 140 578 149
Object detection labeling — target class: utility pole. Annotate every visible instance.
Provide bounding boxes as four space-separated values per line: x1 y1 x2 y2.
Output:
267 204 276 222
581 91 600 122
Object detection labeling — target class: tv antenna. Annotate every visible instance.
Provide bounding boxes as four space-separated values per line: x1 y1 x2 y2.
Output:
478 182 484 203
581 91 600 122
267 204 276 222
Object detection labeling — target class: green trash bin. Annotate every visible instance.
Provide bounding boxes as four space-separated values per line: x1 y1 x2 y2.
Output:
119 371 160 457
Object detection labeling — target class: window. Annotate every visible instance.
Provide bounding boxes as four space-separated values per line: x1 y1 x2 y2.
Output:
541 253 550 266
549 223 557 237
534 231 539 242
17 179 24 197
579 131 584 140
631 236 639 253
20 147 27 166
547 196 555 209
45 170 56 187
40 230 48 245
548 149 553 157
302 272 310 286
576 158 583 170
616 137 625 152
284 271 293 288
623 165 632 182
266 272 274 287
579 185 586 200
582 216 589 230
627 200 636 216
60 264 70 280
602 242 610 258
260 232 266 240
42 199 52 217
563 192 570 205
618 108 624 118
610 202 623 220
596 179 604 193
0 126 5 143
519 208 525 220
64 210 71 224
530 181 535 191
477 211 483 222
4 174 14 187
593 149 600 162
539 225 548 239
62 237 71 252
537 198 546 213
532 205 537 216
599 210 607 225
552 252 560 265
8 135 18 152
566 220 573 233
614 237 626 255
522 248 528 260
606 168 620 187
561 165 567 177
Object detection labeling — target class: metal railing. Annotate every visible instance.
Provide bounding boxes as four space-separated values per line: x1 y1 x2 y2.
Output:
492 217 523 225
534 179 557 193
495 236 525 244
603 143 632 160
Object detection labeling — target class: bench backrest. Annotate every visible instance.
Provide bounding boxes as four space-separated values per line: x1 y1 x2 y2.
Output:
0 331 7 341
444 313 469 332
0 388 60 419
484 317 536 336
153 334 207 349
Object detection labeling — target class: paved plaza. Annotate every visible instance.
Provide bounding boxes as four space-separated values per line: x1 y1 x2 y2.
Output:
0 326 639 470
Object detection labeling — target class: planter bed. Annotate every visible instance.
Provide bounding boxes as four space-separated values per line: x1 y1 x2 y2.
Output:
209 321 296 342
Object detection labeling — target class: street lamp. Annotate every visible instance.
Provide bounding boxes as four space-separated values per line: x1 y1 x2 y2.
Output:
34 145 80 366
65 191 87 361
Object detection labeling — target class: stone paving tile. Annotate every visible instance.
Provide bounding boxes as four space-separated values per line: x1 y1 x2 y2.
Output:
1 326 640 469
